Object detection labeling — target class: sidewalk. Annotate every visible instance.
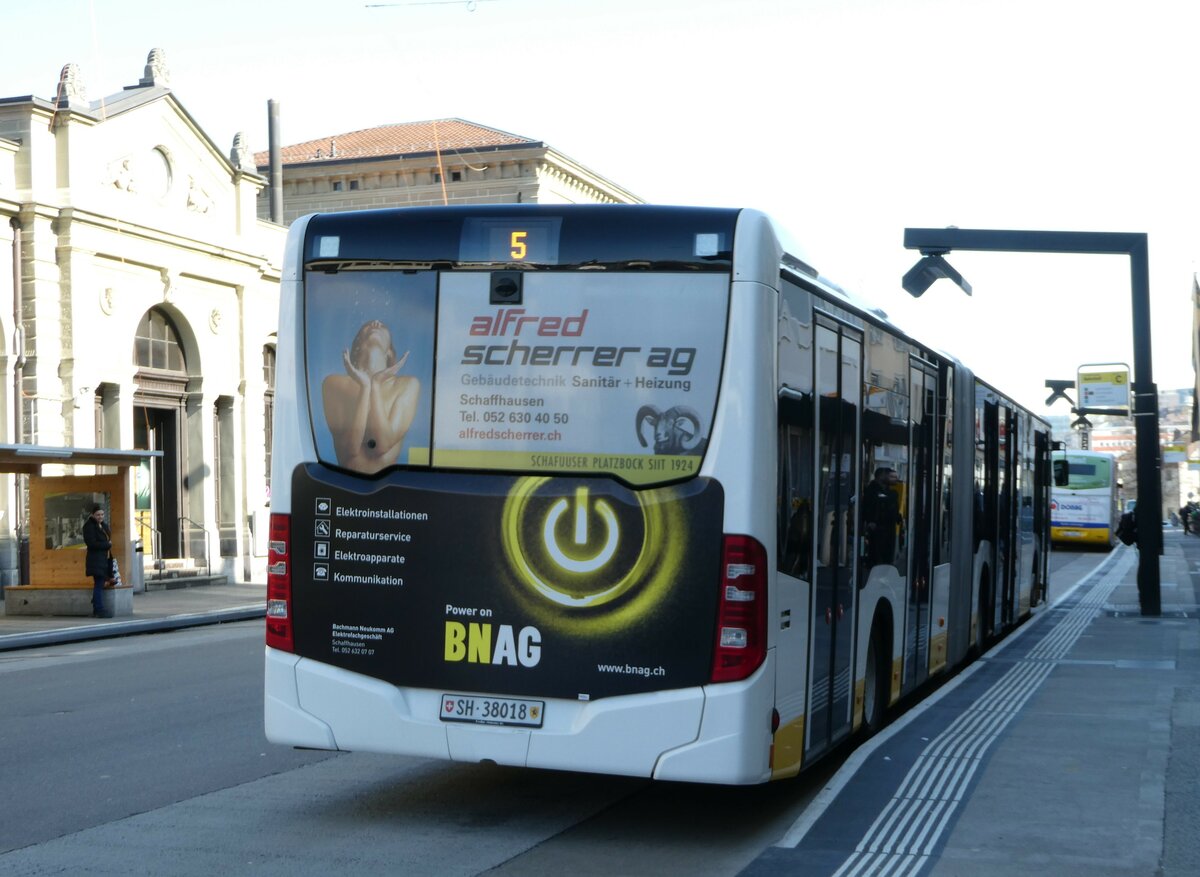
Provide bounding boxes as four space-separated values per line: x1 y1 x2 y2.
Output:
747 531 1200 876
0 581 266 651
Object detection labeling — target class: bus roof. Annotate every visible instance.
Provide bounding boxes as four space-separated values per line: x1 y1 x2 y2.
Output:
301 204 744 270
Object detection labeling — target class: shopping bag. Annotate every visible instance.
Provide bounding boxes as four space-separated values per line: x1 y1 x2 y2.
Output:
107 556 123 589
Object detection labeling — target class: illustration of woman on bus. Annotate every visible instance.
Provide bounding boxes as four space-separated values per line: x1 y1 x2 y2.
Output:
322 320 421 475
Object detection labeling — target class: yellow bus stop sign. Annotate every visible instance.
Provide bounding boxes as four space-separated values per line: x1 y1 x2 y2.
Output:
1078 366 1131 414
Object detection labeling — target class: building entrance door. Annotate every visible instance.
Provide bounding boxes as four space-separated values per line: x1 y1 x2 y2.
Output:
132 306 192 563
134 404 182 559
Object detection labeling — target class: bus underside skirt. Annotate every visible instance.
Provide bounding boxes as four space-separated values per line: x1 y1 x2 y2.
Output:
295 658 451 760
1051 526 1111 546
653 656 775 785
265 648 338 750
291 657 711 777
526 688 705 777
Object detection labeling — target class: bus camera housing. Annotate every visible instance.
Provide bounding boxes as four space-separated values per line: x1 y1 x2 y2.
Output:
902 254 972 298
490 271 523 305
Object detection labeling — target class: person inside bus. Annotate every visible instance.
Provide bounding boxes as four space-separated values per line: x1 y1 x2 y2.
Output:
782 495 813 579
862 467 902 566
322 320 420 475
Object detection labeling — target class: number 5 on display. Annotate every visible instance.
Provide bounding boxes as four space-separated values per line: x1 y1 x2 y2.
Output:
510 231 527 260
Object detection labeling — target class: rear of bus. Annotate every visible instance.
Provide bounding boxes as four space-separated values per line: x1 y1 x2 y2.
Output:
264 206 780 784
1050 450 1119 548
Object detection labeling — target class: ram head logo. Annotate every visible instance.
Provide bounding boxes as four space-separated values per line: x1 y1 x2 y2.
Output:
635 405 705 455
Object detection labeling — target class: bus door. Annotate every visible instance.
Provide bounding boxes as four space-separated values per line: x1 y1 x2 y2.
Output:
806 319 861 758
903 357 938 689
1001 409 1018 628
1032 430 1050 605
982 400 1000 643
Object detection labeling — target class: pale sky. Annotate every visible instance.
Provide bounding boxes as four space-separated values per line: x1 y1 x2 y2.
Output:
5 0 1199 416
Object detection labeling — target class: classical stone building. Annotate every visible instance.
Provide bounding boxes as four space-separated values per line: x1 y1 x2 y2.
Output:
254 118 640 223
0 51 286 588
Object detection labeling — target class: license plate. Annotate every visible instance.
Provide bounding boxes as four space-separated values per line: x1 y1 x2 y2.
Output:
440 694 544 728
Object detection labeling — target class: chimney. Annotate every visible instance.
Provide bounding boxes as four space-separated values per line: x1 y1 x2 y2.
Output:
268 99 283 224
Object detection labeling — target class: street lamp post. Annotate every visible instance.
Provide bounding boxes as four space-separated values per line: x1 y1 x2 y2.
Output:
902 228 1161 617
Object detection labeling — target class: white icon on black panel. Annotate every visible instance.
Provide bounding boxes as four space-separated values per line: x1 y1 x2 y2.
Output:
314 541 329 559
313 563 329 581
315 497 332 516
314 519 331 537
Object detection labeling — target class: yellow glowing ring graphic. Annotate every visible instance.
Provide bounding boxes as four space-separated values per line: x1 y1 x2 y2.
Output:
500 477 686 630
543 496 619 576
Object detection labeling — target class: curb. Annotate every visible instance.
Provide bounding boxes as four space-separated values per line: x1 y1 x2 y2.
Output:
0 605 266 652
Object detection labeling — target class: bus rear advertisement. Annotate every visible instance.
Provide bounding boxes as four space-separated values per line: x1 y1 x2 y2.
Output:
290 466 726 700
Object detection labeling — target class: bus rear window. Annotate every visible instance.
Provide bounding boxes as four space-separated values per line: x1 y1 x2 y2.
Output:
303 270 729 485
1064 455 1112 490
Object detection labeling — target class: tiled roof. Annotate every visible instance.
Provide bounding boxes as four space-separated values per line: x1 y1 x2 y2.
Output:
253 119 538 167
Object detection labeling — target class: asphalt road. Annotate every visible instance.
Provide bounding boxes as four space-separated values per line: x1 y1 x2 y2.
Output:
0 549 1106 876
0 620 830 875
0 622 334 854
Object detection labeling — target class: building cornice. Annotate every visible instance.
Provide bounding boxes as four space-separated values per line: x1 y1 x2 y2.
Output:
257 140 548 174
271 145 639 206
542 147 640 203
53 205 279 271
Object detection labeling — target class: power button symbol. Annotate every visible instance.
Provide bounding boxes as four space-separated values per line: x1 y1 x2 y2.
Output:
502 476 669 613
543 487 618 574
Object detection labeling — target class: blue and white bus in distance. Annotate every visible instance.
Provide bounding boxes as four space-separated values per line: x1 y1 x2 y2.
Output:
1050 449 1120 548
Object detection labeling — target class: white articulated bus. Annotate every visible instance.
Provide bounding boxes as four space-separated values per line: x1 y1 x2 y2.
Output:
265 205 1051 784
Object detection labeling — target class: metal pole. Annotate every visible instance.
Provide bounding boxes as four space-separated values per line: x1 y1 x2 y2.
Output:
9 217 22 445
10 216 26 584
268 100 283 225
1129 237 1161 614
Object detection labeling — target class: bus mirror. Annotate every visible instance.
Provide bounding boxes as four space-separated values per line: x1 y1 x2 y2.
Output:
1053 459 1068 487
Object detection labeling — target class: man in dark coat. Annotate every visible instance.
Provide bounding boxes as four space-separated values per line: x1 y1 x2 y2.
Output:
82 504 112 618
862 467 902 566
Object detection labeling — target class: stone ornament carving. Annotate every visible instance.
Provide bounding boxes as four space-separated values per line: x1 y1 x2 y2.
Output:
140 49 170 88
106 148 175 200
99 287 115 316
209 308 222 334
109 156 136 192
231 132 253 172
57 63 87 107
161 269 174 303
186 176 212 214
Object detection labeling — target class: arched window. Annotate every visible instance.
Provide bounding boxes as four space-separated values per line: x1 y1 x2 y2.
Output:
134 307 187 372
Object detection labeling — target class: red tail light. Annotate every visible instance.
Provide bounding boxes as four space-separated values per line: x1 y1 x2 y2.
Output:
710 534 767 683
266 513 294 653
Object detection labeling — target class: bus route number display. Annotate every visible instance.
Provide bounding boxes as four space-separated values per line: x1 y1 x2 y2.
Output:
460 217 562 264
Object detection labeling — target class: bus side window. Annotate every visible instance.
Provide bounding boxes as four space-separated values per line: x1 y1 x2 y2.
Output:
778 396 813 581
1053 458 1069 487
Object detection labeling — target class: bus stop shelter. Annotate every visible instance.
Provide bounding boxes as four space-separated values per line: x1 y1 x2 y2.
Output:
0 444 161 616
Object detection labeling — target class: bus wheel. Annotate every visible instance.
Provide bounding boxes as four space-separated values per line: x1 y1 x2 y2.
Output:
862 623 890 734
